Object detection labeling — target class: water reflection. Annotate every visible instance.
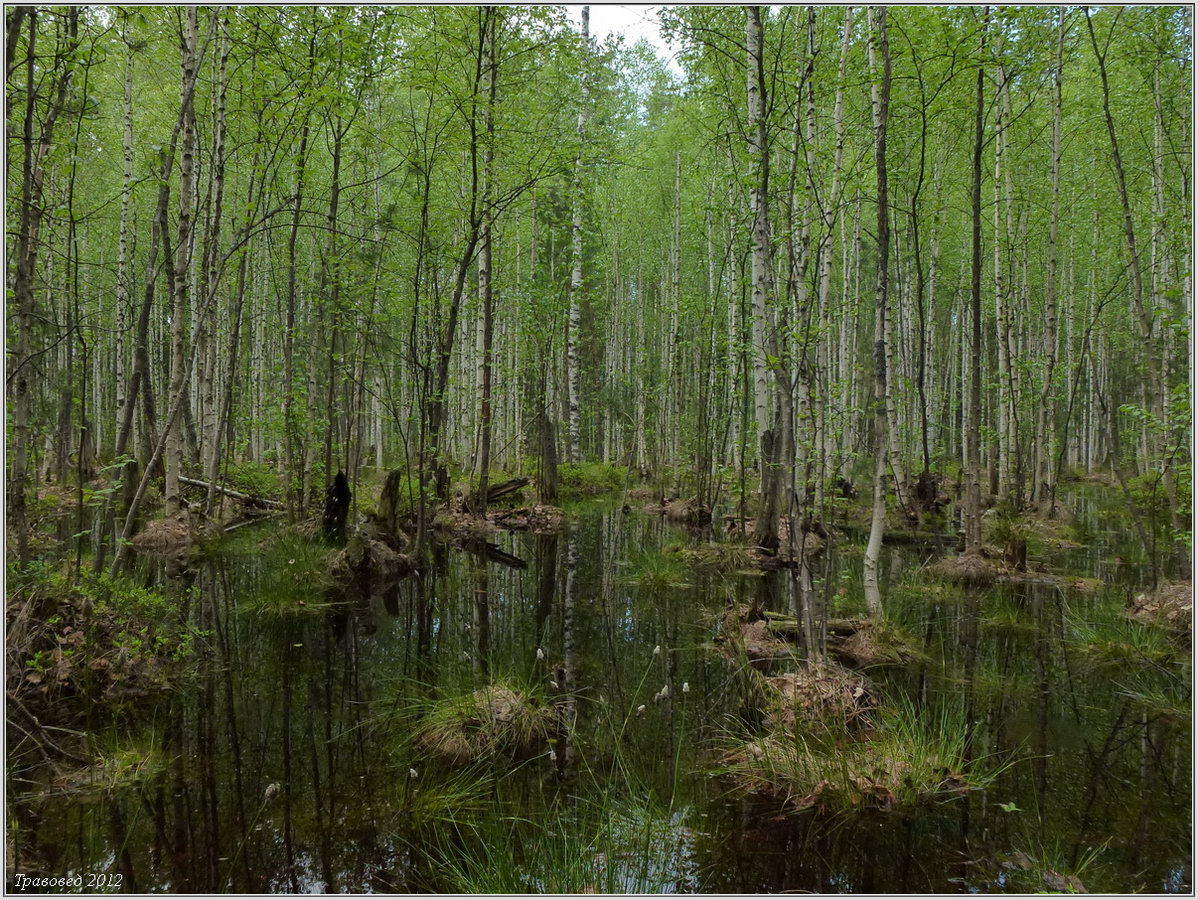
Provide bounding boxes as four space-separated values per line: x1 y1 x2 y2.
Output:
9 491 1191 893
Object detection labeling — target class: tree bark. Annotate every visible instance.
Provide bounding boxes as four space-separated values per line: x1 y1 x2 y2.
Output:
565 7 589 464
474 8 498 515
1034 7 1065 511
964 9 988 556
746 6 780 552
164 8 199 517
863 5 891 618
9 8 80 565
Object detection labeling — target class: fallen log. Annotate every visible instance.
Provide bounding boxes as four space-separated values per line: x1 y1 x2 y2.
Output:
179 476 284 509
479 476 531 504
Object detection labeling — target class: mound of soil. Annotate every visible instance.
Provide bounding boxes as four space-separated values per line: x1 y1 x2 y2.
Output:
682 542 756 572
643 497 711 526
1129 581 1192 633
740 620 794 665
932 552 1000 586
417 685 554 764
490 504 565 533
433 509 498 540
762 662 874 730
130 509 220 555
724 516 825 567
7 583 189 729
328 532 412 599
827 622 918 669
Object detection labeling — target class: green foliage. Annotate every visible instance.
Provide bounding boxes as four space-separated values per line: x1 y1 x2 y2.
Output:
984 506 1041 557
557 462 628 498
10 568 198 716
222 460 282 499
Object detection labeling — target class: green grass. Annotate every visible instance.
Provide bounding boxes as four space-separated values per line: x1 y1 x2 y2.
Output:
237 529 337 615
982 834 1116 894
413 678 557 764
718 694 1010 815
1067 606 1178 670
557 461 629 498
981 593 1039 633
623 547 690 593
423 787 690 893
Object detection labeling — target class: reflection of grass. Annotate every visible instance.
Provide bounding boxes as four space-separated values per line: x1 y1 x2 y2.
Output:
982 835 1115 894
718 696 1009 814
1068 608 1177 670
412 656 694 894
1065 600 1190 723
1116 680 1191 721
967 663 1035 705
50 728 165 798
981 594 1038 633
428 790 690 893
239 529 336 615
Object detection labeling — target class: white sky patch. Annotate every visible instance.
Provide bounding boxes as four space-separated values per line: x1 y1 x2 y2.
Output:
565 5 682 73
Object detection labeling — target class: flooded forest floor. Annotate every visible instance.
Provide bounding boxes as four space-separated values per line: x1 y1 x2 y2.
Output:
5 472 1192 893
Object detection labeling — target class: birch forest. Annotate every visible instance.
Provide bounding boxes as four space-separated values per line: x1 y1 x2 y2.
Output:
5 5 1194 894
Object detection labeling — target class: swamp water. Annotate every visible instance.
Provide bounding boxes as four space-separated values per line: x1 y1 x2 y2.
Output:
9 489 1191 893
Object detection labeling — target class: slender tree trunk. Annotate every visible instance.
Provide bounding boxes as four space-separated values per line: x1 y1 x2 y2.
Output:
198 12 230 510
566 7 589 464
114 10 134 468
282 31 316 518
10 8 80 565
474 8 498 514
1085 10 1163 470
965 9 988 556
1034 7 1065 511
164 8 199 517
863 6 891 618
746 6 780 551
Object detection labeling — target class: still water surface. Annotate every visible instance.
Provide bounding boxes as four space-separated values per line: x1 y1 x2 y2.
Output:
10 489 1191 892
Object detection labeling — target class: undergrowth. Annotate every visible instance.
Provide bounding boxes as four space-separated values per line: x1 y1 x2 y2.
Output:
557 462 628 499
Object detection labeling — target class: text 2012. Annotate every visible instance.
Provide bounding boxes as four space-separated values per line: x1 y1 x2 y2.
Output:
12 872 124 890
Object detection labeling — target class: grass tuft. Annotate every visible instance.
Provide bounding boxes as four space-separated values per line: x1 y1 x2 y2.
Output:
415 681 556 764
624 548 690 593
719 695 1006 814
683 541 756 572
